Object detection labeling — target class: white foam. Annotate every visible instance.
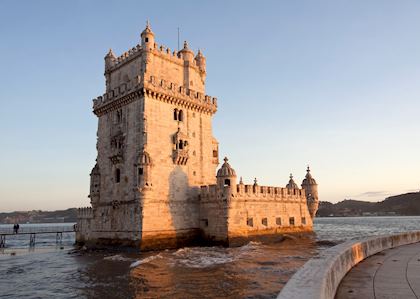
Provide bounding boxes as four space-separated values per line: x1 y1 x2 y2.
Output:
104 254 132 262
130 254 163 268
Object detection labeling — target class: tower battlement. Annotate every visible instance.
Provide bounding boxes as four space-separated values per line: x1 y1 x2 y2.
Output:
105 43 206 75
92 74 217 116
77 23 319 251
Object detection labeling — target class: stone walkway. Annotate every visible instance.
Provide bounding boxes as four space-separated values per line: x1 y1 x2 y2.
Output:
336 242 420 299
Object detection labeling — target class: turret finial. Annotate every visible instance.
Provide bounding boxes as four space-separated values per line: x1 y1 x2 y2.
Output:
307 165 310 173
146 19 151 29
254 178 258 185
183 41 189 49
290 173 293 179
239 176 243 184
223 157 228 163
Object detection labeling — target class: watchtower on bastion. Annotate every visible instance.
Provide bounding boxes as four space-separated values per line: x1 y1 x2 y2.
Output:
76 23 319 250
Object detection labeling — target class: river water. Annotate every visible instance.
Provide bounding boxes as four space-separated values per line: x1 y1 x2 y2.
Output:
1 216 420 299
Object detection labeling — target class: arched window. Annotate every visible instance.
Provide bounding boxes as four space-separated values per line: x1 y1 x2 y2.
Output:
224 179 230 186
173 109 178 120
115 169 121 183
179 140 183 149
178 110 183 122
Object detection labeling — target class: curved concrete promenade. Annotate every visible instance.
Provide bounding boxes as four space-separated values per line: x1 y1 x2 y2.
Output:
277 231 420 299
336 241 420 298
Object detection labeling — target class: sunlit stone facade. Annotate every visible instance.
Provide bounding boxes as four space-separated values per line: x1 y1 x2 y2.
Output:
76 23 319 250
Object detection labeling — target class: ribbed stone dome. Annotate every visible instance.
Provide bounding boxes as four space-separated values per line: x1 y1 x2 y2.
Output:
286 174 299 189
141 20 154 36
302 166 317 185
217 157 236 177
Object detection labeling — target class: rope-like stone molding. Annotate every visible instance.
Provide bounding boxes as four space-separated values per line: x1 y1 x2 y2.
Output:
277 231 420 299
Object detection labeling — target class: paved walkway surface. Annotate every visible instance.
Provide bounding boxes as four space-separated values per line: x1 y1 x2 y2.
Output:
336 242 420 299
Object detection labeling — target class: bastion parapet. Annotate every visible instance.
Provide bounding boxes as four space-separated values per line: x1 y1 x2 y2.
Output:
76 22 319 250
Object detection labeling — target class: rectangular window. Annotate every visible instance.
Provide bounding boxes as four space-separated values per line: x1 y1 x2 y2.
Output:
301 217 306 225
201 219 208 227
276 217 282 226
247 218 253 227
289 217 295 226
262 218 268 226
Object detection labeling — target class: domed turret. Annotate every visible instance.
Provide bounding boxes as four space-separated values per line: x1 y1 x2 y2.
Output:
286 174 299 189
217 157 237 190
301 166 319 219
195 49 206 73
89 163 101 208
179 41 194 62
141 20 155 49
105 48 116 71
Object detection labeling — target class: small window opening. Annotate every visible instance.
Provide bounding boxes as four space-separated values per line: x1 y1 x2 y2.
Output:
302 217 306 225
202 219 208 227
276 217 282 226
145 37 149 43
224 179 230 186
179 140 184 149
289 217 295 226
138 168 143 176
178 110 183 122
213 150 218 158
262 218 268 226
115 169 121 183
116 109 122 124
247 218 254 227
174 109 178 120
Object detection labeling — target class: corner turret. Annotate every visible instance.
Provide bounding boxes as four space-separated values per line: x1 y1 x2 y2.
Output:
286 174 299 189
301 166 319 219
104 48 116 71
141 20 155 50
88 163 101 208
216 157 237 195
179 41 194 62
195 49 206 74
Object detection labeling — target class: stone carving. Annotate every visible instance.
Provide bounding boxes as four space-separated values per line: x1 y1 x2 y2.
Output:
76 22 319 251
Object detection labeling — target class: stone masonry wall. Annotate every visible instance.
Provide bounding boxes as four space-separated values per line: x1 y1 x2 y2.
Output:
199 184 313 245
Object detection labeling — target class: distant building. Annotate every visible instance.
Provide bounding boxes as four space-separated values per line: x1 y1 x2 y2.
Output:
76 23 319 250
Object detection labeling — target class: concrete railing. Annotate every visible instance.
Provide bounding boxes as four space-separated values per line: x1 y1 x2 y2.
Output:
278 231 420 299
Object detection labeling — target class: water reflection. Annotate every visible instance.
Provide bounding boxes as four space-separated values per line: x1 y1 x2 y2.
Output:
1 217 420 298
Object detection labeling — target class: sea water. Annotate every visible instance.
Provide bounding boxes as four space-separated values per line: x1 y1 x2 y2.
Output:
1 216 420 298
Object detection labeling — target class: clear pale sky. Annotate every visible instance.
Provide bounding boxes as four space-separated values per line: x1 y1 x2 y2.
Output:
1 1 419 212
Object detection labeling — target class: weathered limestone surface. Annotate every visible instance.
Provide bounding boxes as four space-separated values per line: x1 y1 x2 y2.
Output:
277 231 420 299
76 23 319 250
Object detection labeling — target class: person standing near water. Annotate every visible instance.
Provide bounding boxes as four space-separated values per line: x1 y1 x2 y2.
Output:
16 223 19 234
13 224 17 234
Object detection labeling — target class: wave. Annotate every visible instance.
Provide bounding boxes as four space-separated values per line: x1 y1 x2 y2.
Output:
172 247 236 268
130 254 163 268
104 254 133 262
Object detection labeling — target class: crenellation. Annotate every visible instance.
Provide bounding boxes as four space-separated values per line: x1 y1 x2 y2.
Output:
77 207 93 219
78 22 318 251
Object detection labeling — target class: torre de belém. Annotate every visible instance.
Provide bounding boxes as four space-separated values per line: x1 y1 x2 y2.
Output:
76 23 319 250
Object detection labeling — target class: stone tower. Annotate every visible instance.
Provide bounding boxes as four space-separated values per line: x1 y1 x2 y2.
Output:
301 166 319 218
78 22 219 249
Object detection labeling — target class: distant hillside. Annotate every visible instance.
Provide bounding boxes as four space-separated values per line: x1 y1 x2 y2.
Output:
317 192 420 217
0 208 77 224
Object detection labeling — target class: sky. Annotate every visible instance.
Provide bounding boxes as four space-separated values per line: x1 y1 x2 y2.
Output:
0 0 420 212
